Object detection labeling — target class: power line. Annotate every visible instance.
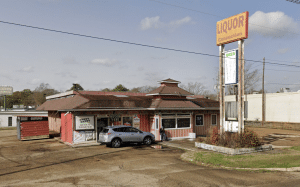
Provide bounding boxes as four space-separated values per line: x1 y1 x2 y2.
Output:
265 68 300 72
0 20 219 57
1 20 300 69
266 83 300 85
149 0 300 36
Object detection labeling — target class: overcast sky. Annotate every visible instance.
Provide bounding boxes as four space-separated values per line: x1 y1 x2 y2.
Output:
0 0 299 93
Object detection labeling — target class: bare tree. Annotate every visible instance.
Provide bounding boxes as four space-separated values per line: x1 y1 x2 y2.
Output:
179 82 209 96
129 86 158 93
33 83 60 106
215 61 261 95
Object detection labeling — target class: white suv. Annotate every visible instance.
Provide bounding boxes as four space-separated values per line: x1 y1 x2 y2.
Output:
98 126 155 148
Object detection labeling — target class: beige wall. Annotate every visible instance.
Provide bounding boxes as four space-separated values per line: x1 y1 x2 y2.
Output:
225 92 300 123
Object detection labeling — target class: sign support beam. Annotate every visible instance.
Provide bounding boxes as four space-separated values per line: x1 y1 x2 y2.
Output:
238 40 245 134
219 45 225 134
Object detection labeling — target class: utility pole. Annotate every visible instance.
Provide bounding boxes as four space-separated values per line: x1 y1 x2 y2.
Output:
262 57 265 126
219 44 225 134
238 40 245 134
4 95 6 111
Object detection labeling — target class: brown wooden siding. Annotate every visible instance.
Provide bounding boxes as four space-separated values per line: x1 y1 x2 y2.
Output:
48 111 61 133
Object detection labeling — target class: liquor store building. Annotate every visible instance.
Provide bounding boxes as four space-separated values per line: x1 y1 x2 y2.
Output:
37 79 220 146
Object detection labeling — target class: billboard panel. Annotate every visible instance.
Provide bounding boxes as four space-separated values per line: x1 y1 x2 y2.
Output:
216 11 249 46
0 86 13 96
224 49 238 85
75 116 95 131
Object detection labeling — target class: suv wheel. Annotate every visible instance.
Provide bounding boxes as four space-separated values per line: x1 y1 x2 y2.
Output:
111 138 121 148
143 137 152 145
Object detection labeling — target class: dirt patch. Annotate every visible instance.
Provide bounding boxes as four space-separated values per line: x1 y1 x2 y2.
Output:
248 127 300 147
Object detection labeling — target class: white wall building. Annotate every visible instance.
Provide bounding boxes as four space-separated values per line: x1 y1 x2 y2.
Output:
0 106 47 127
225 92 300 123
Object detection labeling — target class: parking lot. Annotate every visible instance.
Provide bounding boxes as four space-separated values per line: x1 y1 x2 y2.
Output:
1 129 300 187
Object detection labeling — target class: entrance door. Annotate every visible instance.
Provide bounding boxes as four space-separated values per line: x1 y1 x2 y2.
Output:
97 118 108 140
150 117 160 141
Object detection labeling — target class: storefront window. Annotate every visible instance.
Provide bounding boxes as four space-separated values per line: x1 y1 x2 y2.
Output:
162 119 176 128
161 113 191 129
123 117 133 126
177 118 190 128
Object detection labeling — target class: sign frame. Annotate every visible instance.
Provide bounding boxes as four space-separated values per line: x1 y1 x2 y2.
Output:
216 11 249 46
75 116 95 131
224 49 238 85
0 86 13 96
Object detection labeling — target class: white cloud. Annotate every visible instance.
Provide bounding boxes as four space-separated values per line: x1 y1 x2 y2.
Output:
140 16 192 30
249 11 299 38
19 66 33 72
169 16 192 27
90 58 118 67
277 48 290 54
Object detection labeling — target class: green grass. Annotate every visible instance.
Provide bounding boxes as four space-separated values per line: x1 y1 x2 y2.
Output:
193 151 300 168
290 146 300 152
0 127 17 130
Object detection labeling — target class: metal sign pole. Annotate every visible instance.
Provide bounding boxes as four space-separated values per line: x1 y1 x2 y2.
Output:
238 40 245 134
241 39 245 133
219 44 225 134
4 95 6 111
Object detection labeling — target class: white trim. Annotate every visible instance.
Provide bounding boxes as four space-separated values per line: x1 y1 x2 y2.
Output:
161 113 191 129
211 114 217 126
58 107 219 112
46 90 75 100
195 114 204 126
155 117 159 130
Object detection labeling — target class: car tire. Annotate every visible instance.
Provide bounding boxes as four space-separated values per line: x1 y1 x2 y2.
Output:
143 137 152 145
111 138 121 148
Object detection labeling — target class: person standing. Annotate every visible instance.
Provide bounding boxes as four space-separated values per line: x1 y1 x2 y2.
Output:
160 125 167 141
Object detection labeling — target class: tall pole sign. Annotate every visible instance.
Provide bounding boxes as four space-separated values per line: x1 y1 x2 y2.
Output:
217 11 249 134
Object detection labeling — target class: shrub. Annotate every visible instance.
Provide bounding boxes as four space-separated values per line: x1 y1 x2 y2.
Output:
204 127 262 148
210 126 219 145
239 128 262 148
196 137 206 143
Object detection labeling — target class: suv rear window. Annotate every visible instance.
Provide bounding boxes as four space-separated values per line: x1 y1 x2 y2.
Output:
101 128 109 133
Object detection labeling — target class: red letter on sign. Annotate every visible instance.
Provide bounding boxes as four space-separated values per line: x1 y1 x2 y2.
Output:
223 21 227 33
228 19 232 31
239 16 244 27
217 23 221 34
233 18 238 29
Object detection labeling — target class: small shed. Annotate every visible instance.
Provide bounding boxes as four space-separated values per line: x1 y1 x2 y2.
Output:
17 116 49 140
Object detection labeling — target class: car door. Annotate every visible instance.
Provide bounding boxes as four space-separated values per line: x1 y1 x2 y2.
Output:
126 127 143 142
113 127 128 142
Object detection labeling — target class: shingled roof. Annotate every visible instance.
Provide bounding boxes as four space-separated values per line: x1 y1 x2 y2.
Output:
147 86 192 96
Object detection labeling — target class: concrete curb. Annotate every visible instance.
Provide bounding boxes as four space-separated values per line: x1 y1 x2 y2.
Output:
159 142 300 172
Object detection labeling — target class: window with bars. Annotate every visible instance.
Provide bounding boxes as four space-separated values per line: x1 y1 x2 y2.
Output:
8 117 12 126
